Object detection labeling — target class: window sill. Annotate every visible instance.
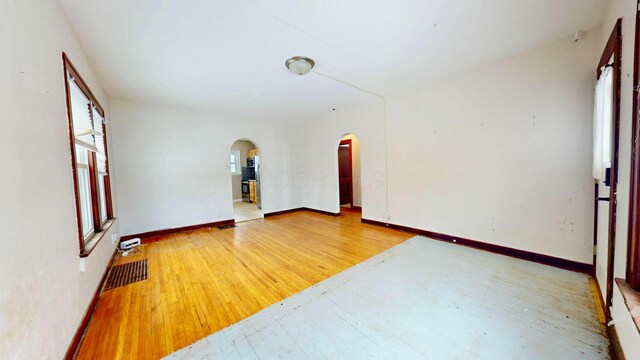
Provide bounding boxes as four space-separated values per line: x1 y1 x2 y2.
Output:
615 278 640 334
80 218 116 258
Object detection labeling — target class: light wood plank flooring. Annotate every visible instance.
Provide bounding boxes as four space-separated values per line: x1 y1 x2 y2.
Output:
75 209 411 360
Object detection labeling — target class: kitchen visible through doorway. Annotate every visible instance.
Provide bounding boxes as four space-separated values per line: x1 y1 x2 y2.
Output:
230 139 262 222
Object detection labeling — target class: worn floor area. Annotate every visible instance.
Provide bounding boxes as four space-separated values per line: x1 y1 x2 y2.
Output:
167 237 610 360
233 201 262 222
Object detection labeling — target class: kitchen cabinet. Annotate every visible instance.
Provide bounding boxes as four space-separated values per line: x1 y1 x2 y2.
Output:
249 180 256 203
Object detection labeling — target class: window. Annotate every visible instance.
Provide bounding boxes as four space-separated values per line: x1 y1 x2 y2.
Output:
593 63 614 182
63 53 114 257
230 150 241 175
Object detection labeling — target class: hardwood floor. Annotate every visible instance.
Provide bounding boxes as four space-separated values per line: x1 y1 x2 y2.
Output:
75 209 411 360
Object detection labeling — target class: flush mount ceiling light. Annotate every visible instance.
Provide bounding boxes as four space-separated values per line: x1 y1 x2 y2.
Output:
285 56 315 75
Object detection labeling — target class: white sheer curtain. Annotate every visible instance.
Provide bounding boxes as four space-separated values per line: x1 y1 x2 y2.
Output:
593 66 613 181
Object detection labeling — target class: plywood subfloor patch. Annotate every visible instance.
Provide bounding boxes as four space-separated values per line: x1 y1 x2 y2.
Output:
167 237 610 360
104 259 148 291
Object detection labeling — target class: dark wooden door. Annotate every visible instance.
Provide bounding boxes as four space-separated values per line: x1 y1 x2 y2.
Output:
338 140 352 206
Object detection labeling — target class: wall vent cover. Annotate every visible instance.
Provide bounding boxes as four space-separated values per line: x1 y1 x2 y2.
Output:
105 259 148 290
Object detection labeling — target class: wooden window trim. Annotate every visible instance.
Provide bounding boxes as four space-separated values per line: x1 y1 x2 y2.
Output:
629 3 640 292
87 150 100 232
103 120 114 220
62 53 114 257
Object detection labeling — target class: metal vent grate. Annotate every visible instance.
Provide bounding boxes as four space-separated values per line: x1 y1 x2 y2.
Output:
105 259 148 290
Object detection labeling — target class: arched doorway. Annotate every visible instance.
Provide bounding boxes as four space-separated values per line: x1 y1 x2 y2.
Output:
337 134 361 215
229 139 262 222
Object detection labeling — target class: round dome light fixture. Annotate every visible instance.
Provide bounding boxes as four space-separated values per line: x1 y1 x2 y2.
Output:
285 56 315 76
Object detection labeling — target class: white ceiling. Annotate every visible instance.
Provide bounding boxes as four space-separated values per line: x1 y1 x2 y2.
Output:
60 0 608 122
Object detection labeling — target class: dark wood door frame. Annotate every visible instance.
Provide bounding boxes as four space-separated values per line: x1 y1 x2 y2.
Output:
627 3 640 291
339 139 354 208
594 19 622 310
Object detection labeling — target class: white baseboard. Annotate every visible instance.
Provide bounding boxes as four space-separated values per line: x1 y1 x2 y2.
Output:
233 199 243 203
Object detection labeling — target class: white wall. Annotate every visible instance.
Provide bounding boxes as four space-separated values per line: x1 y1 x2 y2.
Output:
110 100 304 236
300 31 600 264
0 0 119 359
385 31 599 264
600 0 640 358
301 102 387 220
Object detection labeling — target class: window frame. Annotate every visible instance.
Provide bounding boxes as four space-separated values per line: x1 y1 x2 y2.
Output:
230 150 241 176
629 5 640 292
62 53 115 257
591 20 623 312
75 155 94 238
